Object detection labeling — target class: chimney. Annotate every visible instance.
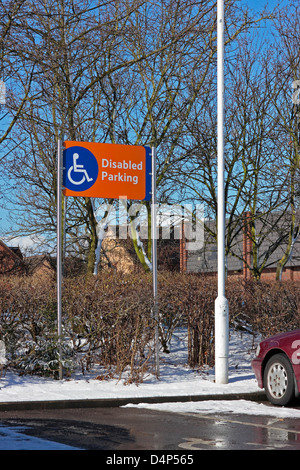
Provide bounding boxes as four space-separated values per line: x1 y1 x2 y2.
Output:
180 222 187 273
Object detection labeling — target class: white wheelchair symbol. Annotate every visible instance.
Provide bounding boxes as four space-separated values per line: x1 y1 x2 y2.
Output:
67 153 93 185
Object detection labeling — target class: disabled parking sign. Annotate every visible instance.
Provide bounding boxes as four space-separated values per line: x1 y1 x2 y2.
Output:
63 141 152 200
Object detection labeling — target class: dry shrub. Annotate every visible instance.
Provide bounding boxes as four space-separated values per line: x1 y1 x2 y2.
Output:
230 280 300 338
65 272 217 374
1 271 300 382
63 273 155 381
158 272 216 367
0 276 67 377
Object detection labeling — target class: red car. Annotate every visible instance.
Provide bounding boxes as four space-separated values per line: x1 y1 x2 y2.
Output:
251 329 300 406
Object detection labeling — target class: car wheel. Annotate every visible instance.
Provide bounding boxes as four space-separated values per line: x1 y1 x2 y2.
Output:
263 353 295 406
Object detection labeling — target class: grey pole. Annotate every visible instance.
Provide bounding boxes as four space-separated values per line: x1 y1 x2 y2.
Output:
151 146 159 376
57 139 63 380
215 0 229 384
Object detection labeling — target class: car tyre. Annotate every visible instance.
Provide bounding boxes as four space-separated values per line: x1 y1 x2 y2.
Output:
263 353 295 406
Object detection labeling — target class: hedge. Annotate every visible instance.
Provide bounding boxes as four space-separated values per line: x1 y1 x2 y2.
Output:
0 273 300 382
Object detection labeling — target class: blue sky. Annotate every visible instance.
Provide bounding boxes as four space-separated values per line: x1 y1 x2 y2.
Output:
242 0 267 11
0 0 290 245
242 0 280 13
241 0 290 18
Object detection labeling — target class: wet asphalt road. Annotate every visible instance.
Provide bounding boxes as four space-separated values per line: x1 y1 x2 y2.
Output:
0 402 300 451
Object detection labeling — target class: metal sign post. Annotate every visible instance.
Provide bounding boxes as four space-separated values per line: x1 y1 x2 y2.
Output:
57 139 63 380
58 140 157 378
215 0 229 385
151 146 159 377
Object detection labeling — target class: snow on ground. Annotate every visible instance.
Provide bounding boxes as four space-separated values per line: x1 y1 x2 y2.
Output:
0 328 260 403
1 328 300 449
124 399 300 420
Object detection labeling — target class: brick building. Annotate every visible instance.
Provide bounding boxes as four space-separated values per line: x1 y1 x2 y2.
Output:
0 240 25 275
186 212 300 281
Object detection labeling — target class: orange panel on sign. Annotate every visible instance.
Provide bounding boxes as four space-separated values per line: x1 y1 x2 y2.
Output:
63 141 152 200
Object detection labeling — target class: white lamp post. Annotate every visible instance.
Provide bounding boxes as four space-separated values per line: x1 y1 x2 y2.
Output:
215 0 229 385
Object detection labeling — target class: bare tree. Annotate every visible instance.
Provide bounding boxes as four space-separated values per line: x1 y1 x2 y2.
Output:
172 4 300 280
0 0 35 152
92 0 266 271
1 0 270 274
270 2 300 280
2 0 152 265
